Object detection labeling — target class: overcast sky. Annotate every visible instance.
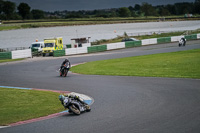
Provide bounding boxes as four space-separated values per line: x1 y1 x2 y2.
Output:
7 0 195 12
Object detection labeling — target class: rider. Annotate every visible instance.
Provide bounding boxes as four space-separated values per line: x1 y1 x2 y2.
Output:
60 58 71 72
179 37 186 46
59 94 87 109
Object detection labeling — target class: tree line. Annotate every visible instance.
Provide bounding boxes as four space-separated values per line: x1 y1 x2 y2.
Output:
0 0 200 20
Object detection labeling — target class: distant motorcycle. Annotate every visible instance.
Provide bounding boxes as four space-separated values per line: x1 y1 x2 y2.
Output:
63 97 91 115
59 64 69 77
179 38 186 47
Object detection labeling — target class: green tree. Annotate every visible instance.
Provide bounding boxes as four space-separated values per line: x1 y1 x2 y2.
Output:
134 4 141 11
118 7 131 17
31 9 44 19
195 0 200 14
0 0 3 14
2 1 16 20
141 2 158 16
17 3 31 19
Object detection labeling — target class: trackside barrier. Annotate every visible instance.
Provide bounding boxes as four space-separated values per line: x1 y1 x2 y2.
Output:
53 50 65 57
171 36 185 42
157 37 171 44
65 47 88 55
76 47 88 54
142 38 157 45
0 52 12 59
184 34 197 41
197 34 200 39
65 48 77 55
107 42 125 50
87 45 107 53
125 41 142 48
12 49 31 59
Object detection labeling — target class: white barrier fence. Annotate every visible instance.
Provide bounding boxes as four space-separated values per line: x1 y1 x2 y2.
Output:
142 38 157 45
171 36 185 42
12 49 32 59
65 47 88 55
107 42 125 50
197 34 200 39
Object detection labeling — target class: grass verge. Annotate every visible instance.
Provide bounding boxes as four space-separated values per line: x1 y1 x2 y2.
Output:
71 49 200 79
0 58 25 63
0 88 63 126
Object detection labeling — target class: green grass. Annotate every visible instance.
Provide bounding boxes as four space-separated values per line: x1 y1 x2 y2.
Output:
0 88 63 126
71 49 200 79
1 16 200 31
0 58 25 63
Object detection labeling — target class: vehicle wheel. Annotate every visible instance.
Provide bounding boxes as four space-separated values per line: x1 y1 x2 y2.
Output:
178 43 181 47
43 53 46 57
69 105 80 115
85 105 91 112
60 72 62 77
64 70 67 77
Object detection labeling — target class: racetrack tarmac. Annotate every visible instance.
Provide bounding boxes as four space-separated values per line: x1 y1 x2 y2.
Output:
1 40 200 133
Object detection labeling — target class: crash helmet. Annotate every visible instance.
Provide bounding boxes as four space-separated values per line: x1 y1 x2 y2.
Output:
59 95 65 101
65 59 69 62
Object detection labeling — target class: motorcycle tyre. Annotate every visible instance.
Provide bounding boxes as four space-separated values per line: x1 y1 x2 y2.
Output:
64 69 67 77
85 105 91 112
69 105 80 115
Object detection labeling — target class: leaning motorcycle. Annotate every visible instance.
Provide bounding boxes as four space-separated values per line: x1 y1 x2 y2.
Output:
178 38 186 47
63 97 91 115
59 64 69 77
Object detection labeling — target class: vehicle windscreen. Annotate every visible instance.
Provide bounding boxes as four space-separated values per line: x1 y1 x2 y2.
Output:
32 44 40 47
45 43 54 47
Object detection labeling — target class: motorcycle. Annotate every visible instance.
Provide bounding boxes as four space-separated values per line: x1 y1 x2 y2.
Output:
179 38 186 47
59 64 69 77
63 97 91 115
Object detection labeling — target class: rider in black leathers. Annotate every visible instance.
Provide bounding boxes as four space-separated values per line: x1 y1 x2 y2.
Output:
60 59 71 70
60 59 71 76
59 94 87 110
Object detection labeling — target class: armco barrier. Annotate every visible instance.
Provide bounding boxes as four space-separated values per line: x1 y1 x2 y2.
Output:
12 49 31 59
107 42 125 50
157 37 171 44
125 41 141 48
142 38 157 45
76 47 88 54
65 48 77 55
184 34 197 41
97 45 107 52
171 36 184 42
0 52 12 59
87 46 98 53
197 34 200 39
53 50 65 57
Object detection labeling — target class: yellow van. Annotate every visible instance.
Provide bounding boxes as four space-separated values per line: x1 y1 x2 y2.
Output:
42 37 63 56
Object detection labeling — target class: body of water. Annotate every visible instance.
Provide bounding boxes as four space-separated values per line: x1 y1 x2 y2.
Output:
0 20 200 48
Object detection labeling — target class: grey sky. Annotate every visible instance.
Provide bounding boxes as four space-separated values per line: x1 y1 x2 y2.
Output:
7 0 195 11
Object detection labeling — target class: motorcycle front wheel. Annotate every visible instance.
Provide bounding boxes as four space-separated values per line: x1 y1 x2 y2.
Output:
64 69 67 77
69 105 80 115
85 105 91 112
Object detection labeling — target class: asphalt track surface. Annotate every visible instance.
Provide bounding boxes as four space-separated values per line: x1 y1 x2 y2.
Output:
1 40 200 133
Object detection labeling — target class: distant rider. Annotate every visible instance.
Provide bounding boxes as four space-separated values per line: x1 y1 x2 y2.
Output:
60 58 71 72
179 37 186 46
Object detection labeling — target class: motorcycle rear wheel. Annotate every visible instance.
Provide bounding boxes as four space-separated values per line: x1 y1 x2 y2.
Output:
69 105 80 115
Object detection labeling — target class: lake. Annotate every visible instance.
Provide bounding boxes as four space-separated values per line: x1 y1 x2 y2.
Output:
0 20 200 48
